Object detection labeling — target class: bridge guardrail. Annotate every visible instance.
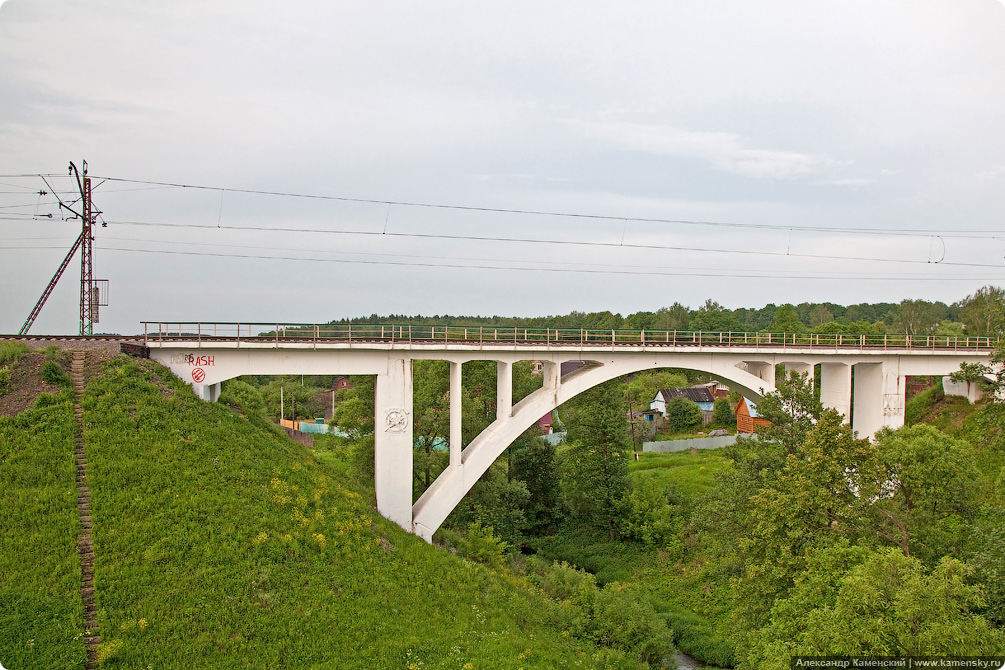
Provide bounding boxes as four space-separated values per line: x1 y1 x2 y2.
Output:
141 322 998 351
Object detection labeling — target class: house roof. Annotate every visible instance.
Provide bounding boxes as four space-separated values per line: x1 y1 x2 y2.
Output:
655 387 715 404
740 396 762 418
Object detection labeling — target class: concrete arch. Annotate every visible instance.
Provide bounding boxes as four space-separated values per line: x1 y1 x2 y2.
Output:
410 355 774 540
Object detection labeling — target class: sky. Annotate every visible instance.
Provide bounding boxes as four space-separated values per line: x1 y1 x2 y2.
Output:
1 0 1005 335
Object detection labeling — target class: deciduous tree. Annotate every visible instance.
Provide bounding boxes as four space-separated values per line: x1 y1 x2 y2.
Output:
563 380 630 538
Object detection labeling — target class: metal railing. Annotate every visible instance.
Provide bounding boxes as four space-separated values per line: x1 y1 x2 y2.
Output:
140 322 998 351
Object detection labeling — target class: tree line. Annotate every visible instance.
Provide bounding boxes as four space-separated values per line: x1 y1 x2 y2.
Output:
325 285 1005 337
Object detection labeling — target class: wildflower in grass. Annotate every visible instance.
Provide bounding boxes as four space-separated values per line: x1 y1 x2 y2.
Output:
138 618 148 630
463 664 474 670
253 532 269 546
271 477 291 504
96 639 124 662
312 533 326 549
282 533 292 544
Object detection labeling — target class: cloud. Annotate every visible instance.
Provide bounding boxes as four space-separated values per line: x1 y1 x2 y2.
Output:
568 119 832 180
471 173 536 182
975 165 1005 181
817 178 877 186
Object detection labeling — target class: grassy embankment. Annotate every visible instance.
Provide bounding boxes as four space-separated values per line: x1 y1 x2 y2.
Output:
2 351 644 669
906 382 1005 497
0 342 87 669
531 450 735 668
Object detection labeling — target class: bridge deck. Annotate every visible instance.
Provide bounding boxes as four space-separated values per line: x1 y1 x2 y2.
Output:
137 321 996 353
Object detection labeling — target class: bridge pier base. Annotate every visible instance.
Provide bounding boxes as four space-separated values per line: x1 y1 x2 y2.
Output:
374 359 414 533
194 382 221 402
852 362 904 438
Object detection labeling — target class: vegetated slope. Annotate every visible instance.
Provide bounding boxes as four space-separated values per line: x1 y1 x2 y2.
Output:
530 450 735 669
0 361 87 669
77 357 604 669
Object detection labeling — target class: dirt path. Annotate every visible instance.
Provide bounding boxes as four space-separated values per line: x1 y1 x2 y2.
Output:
72 351 100 668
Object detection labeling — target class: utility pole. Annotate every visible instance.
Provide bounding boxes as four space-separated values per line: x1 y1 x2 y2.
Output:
78 164 96 335
628 389 639 460
18 160 106 336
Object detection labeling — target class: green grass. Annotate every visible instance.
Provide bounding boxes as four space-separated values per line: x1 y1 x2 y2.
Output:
0 385 87 669
630 451 730 504
529 521 656 585
0 341 29 366
73 357 616 669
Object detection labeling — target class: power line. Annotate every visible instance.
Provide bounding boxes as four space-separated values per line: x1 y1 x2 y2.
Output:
0 236 991 279
100 217 1005 271
89 174 1002 239
92 244 1005 282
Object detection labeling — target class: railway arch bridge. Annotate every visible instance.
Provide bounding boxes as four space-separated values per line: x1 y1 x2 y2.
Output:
140 322 995 542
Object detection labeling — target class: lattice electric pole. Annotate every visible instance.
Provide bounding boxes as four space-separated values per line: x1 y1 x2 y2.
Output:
18 161 108 336
78 164 96 335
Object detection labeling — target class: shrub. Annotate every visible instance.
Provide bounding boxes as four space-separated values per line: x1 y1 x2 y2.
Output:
585 587 675 664
617 476 684 554
35 392 67 408
41 360 71 386
0 367 10 395
667 396 702 432
220 379 265 413
712 397 733 425
525 559 597 602
460 520 508 568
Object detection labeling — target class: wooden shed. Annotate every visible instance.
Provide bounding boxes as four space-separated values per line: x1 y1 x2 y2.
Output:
736 397 772 434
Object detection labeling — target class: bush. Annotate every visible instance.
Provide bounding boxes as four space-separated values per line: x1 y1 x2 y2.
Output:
618 476 684 554
522 557 676 664
460 520 508 568
220 379 265 413
35 392 68 408
667 396 702 432
525 558 597 601
41 360 71 387
712 397 733 425
586 587 675 664
0 367 10 395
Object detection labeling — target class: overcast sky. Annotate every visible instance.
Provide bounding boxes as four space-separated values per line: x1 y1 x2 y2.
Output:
2 0 1005 335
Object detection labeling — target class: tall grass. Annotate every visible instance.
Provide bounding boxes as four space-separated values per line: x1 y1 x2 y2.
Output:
0 341 28 366
0 385 86 669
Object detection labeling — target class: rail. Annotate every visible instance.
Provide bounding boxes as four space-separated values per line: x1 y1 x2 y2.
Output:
139 322 998 352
